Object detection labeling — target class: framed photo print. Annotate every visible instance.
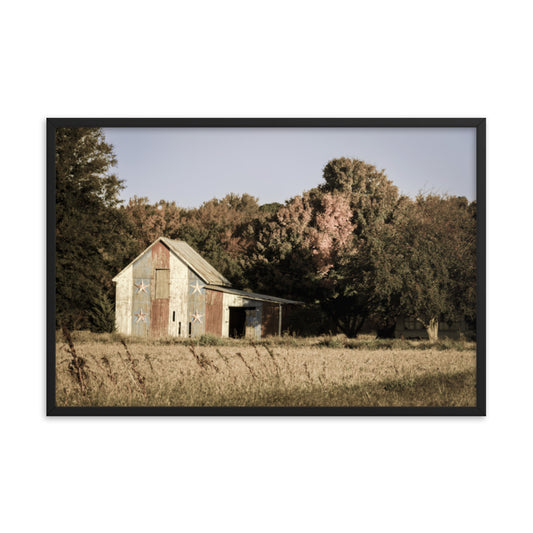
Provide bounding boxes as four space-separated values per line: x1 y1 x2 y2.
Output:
47 118 485 415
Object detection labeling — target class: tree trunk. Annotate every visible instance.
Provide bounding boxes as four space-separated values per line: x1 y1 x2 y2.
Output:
337 314 366 338
425 317 439 341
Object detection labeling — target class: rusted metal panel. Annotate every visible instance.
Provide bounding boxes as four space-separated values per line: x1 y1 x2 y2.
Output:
205 289 223 336
151 299 169 337
151 240 170 270
261 302 279 337
150 241 170 337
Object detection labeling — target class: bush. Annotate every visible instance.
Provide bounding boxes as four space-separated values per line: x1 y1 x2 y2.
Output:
317 336 346 349
197 334 224 346
88 291 115 333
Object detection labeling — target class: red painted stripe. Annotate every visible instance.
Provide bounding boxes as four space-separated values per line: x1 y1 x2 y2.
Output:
150 241 170 337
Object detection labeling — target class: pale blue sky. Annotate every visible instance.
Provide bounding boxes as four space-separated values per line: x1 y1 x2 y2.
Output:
103 127 476 208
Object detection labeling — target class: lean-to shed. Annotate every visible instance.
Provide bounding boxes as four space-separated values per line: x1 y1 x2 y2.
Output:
112 237 301 338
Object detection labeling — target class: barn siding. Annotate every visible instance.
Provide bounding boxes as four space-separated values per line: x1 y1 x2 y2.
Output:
151 241 170 270
168 253 189 337
150 241 170 337
187 270 206 337
261 302 280 337
150 300 169 337
245 307 262 339
132 249 152 336
115 265 132 335
205 289 224 336
221 293 262 339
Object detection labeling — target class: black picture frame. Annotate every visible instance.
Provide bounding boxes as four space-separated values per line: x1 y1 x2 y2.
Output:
47 117 486 416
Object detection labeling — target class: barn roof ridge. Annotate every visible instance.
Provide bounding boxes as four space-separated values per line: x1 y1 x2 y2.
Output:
160 237 232 287
112 236 232 287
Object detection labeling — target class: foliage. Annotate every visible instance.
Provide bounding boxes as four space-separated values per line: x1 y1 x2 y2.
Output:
87 290 116 333
55 127 136 329
122 196 184 253
251 188 357 287
245 158 404 337
393 195 477 340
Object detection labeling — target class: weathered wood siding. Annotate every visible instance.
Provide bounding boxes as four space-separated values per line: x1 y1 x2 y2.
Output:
205 289 223 336
221 293 262 339
150 241 170 337
168 253 189 337
115 265 132 335
187 270 206 337
261 302 280 337
245 308 262 339
132 249 152 336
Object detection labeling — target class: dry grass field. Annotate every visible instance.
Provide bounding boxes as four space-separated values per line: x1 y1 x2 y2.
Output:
55 332 477 408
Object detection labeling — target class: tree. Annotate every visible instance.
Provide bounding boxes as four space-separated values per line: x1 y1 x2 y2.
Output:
56 127 134 329
395 195 477 340
244 158 405 337
88 289 116 333
123 196 184 253
317 158 402 337
320 157 399 233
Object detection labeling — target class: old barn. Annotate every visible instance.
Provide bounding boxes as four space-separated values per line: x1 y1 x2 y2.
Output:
112 237 300 338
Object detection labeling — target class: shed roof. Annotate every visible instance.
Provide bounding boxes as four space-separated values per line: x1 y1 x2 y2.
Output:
112 237 231 286
206 285 303 305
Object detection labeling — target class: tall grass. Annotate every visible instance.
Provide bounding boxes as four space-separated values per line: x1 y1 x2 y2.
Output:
56 330 476 351
55 333 477 408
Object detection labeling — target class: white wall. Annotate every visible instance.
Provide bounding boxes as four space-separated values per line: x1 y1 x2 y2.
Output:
3 2 532 533
168 253 189 337
222 293 263 337
114 265 132 335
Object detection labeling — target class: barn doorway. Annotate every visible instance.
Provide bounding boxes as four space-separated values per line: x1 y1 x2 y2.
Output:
228 307 246 338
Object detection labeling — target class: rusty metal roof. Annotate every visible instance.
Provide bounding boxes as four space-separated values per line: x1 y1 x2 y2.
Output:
206 285 303 305
160 238 232 286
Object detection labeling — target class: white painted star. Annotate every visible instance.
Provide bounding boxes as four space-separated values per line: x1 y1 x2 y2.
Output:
191 311 203 323
134 280 149 294
190 280 204 295
135 309 147 323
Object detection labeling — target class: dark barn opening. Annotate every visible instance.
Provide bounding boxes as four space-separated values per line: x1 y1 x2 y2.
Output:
229 307 246 338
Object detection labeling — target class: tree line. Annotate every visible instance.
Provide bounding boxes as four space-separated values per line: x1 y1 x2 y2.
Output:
56 128 476 340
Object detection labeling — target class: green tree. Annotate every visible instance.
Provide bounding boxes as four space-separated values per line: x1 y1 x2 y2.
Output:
56 127 134 329
318 158 402 337
88 289 116 333
395 195 477 340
